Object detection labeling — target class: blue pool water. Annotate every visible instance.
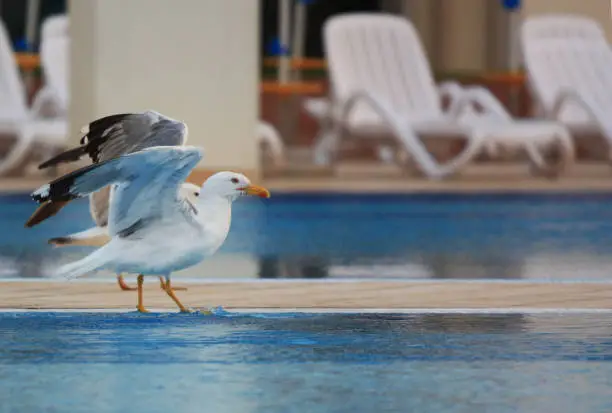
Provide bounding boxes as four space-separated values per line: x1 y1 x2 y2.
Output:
3 192 612 280
1 311 612 412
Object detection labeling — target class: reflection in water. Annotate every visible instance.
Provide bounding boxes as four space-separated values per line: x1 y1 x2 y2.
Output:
257 253 525 280
3 313 606 364
327 253 527 280
9 251 46 278
418 252 525 280
0 255 18 277
244 313 529 335
416 313 527 333
2 248 612 281
3 193 612 281
258 256 329 278
2 313 612 412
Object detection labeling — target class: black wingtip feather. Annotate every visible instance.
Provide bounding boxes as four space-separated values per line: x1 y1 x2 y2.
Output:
38 146 88 169
38 113 135 169
38 161 105 204
81 113 135 163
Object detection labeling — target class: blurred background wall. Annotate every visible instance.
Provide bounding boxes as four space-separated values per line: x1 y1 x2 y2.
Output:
5 0 611 73
523 0 612 40
0 0 65 48
391 0 612 72
69 0 259 174
2 0 611 175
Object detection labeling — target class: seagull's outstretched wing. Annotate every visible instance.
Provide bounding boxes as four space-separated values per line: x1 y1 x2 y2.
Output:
29 110 188 228
38 110 188 168
28 146 203 236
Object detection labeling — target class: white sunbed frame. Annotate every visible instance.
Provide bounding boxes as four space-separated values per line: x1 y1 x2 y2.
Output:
521 14 612 162
304 13 574 179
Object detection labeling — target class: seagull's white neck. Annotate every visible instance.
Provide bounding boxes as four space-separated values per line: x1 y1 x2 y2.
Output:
195 194 232 233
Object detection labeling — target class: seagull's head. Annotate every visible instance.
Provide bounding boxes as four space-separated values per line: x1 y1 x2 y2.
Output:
179 182 201 204
200 171 270 201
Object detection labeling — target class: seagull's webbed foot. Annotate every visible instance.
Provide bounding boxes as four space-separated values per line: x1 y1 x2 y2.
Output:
161 276 191 313
117 274 137 291
158 277 187 291
136 274 149 313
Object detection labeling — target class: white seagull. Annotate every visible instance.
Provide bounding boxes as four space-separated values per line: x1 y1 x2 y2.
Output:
27 110 200 291
28 145 270 313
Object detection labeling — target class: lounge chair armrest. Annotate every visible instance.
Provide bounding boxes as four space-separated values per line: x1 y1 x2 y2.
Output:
454 86 513 121
335 90 469 179
437 81 464 101
336 90 401 126
303 97 332 120
437 81 467 113
30 85 65 118
256 120 285 160
550 89 598 121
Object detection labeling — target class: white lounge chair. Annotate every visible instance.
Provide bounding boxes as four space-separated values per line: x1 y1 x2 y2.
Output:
38 28 69 117
41 14 68 41
521 15 612 160
0 18 67 176
521 14 606 45
257 120 285 167
304 13 574 178
38 15 69 115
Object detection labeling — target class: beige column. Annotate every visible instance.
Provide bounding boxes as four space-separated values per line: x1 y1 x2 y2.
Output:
522 0 612 41
437 0 488 72
400 0 441 68
485 2 512 71
68 0 260 176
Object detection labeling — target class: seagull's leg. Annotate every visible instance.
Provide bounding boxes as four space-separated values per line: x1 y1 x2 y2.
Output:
161 275 190 313
136 274 149 313
117 274 137 291
158 276 187 291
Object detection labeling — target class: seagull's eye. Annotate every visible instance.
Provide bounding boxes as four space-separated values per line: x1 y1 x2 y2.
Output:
230 178 239 184
194 192 199 197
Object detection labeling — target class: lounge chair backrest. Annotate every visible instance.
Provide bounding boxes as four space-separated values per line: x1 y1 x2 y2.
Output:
324 13 442 124
0 18 28 120
522 16 612 124
522 14 607 44
40 35 69 110
41 14 68 41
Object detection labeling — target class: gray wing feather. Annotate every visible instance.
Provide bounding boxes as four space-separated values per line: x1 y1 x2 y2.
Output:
94 111 188 163
86 111 188 226
33 146 203 237
107 147 202 236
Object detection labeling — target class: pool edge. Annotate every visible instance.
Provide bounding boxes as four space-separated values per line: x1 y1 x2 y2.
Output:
1 307 612 314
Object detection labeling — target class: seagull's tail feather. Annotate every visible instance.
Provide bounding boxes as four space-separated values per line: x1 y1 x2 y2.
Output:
24 200 69 228
49 226 111 248
27 146 204 229
27 156 126 229
51 247 112 280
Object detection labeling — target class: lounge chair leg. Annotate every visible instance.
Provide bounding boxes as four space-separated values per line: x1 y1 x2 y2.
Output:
0 132 35 177
313 129 336 165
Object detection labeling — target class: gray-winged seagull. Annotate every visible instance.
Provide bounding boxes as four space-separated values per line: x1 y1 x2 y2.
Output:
28 110 201 291
28 145 270 313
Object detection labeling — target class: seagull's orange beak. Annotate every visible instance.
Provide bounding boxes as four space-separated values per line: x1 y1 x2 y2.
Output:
241 184 271 198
